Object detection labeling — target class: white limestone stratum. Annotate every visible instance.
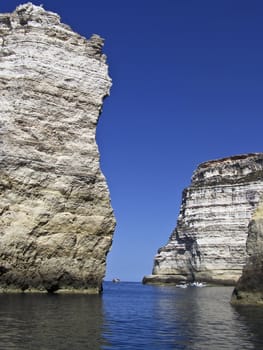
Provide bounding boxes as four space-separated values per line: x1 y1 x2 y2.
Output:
0 3 115 293
144 153 263 285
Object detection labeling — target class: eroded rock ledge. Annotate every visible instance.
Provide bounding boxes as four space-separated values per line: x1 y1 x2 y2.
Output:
0 3 115 293
143 153 263 285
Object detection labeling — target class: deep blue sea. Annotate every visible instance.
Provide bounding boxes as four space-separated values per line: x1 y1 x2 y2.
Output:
0 282 262 349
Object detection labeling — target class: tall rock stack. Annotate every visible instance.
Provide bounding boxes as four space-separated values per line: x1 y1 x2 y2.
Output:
0 3 115 293
231 201 263 305
144 153 263 285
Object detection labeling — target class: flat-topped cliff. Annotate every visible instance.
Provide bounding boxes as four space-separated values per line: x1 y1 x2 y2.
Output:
0 3 115 293
143 153 263 285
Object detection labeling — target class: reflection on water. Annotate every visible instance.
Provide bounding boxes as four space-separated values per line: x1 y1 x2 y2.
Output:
0 284 262 349
233 304 263 349
154 287 255 349
0 294 106 350
102 284 263 350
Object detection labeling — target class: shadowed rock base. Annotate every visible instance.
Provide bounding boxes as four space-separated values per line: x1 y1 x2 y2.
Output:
0 272 103 294
142 274 236 286
231 204 263 305
142 274 188 285
231 255 263 305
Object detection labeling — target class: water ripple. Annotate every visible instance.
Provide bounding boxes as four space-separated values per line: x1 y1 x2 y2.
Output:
0 284 262 349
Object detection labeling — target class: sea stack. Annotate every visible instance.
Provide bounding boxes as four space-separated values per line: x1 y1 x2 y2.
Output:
0 3 115 293
231 200 263 305
143 153 263 285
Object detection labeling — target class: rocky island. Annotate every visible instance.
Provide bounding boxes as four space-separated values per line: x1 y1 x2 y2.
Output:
143 153 263 285
0 3 115 293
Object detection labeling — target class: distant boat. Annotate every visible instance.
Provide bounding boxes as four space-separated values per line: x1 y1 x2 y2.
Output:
175 281 206 288
189 281 206 287
175 283 187 288
112 278 120 283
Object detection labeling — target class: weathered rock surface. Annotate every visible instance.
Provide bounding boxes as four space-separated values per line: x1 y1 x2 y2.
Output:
0 3 115 293
143 153 263 285
231 201 263 305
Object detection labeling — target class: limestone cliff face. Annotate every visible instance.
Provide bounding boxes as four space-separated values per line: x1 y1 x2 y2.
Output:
0 3 115 293
231 201 263 304
144 153 263 285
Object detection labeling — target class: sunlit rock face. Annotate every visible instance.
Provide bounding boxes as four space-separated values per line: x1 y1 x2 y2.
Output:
0 3 115 293
231 201 263 305
144 153 263 285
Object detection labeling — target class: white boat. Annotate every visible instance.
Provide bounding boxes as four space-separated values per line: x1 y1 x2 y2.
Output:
176 283 187 288
189 281 206 287
112 278 120 283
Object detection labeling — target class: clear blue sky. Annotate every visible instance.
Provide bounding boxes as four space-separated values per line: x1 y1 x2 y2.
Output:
2 1 263 281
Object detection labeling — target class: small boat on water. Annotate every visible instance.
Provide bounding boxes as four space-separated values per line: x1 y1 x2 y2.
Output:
189 281 206 287
175 281 206 288
175 283 187 288
112 278 120 283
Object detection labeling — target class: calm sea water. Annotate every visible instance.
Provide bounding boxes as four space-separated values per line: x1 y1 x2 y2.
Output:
0 282 262 350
